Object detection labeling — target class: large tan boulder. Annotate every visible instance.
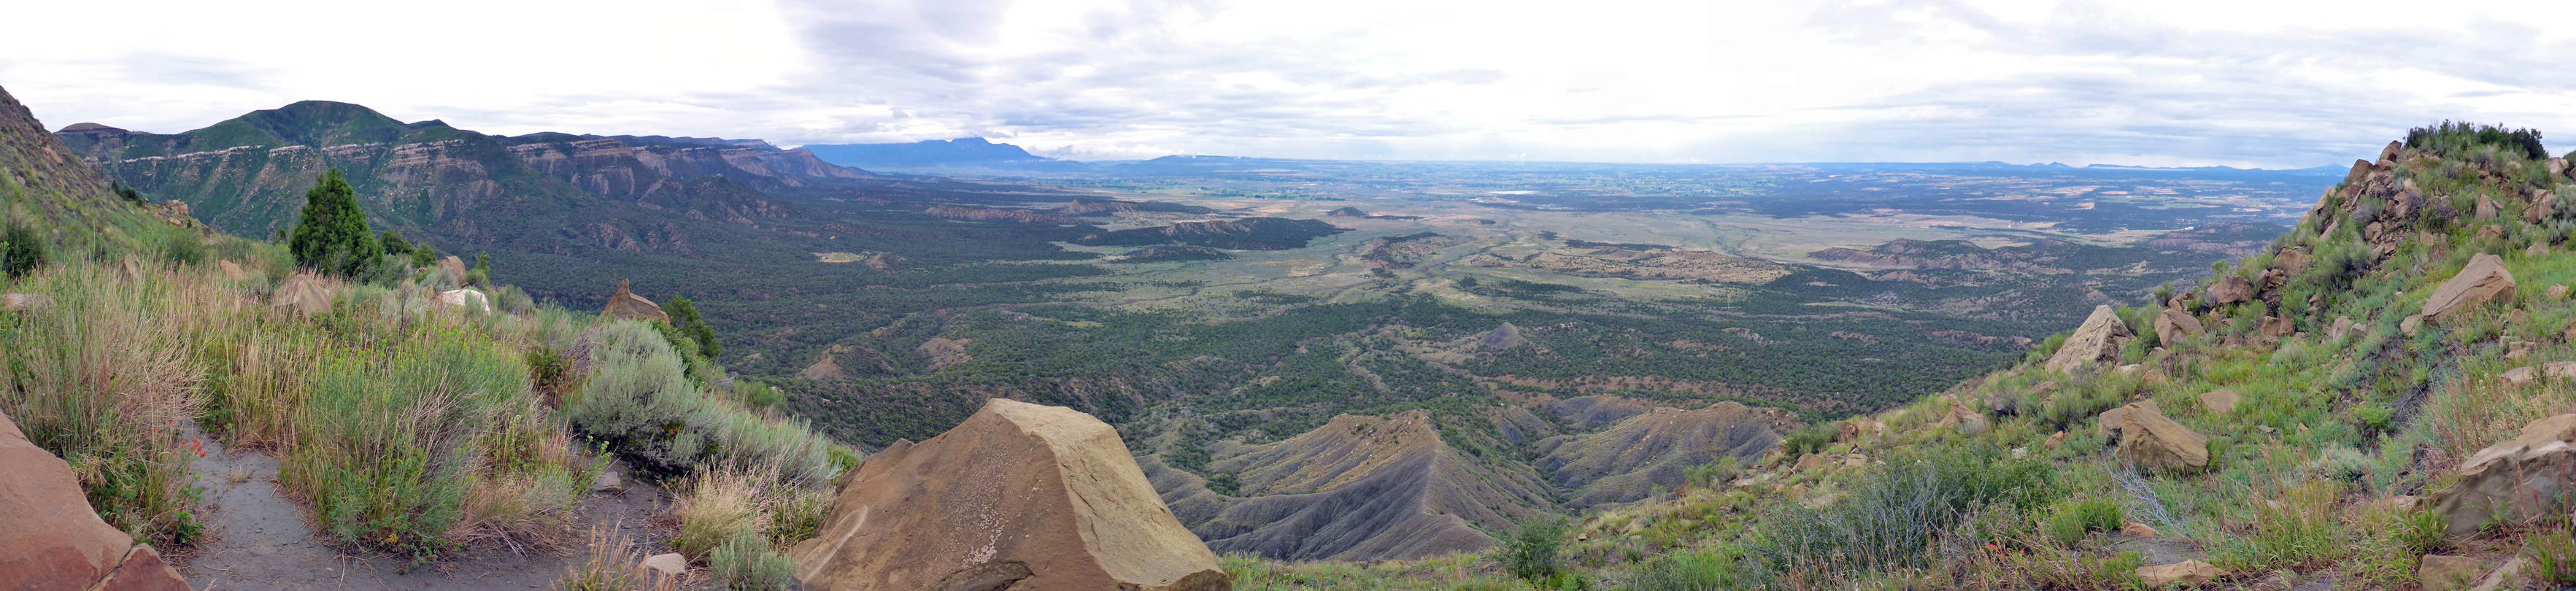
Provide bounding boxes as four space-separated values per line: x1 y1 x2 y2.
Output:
0 410 193 591
2113 401 2208 471
436 289 490 312
2423 254 2515 322
2097 399 2162 437
269 272 333 316
2044 306 2134 374
2152 307 2202 345
437 255 467 281
791 399 1228 591
2208 276 2254 305
2137 560 2224 587
2529 190 2557 225
2428 413 2576 535
602 279 669 323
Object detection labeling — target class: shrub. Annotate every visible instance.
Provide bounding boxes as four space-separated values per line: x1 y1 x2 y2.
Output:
2406 120 2546 161
1745 445 2058 583
1627 550 1735 591
158 231 205 266
2045 497 2124 546
0 263 206 546
1498 516 1571 582
1 219 45 279
554 525 679 591
668 468 768 560
708 528 796 590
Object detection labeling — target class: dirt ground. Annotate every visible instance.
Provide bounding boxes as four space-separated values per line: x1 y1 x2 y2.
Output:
177 425 684 590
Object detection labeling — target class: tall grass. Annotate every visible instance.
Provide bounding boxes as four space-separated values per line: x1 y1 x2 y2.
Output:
0 260 212 546
1743 445 2058 587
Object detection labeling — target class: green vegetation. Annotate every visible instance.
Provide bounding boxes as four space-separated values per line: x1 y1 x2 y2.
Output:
1 218 41 279
287 169 382 279
1500 517 1573 582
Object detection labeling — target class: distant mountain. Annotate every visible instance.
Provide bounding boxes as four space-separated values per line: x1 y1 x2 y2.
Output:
798 137 1087 172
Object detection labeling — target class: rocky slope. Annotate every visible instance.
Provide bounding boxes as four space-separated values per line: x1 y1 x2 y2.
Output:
0 87 178 249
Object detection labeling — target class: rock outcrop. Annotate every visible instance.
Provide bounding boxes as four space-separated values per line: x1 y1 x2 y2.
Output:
2423 253 2515 322
2043 306 2133 374
0 410 193 591
2429 413 2576 535
792 399 1227 591
436 288 490 312
2152 307 2202 345
602 279 668 323
438 255 467 280
2110 401 2207 470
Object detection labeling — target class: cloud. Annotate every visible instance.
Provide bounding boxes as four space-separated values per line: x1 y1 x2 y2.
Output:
2 0 2572 166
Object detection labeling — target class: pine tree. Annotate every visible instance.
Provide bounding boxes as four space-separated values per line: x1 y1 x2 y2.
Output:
288 169 382 278
666 296 723 358
1 220 44 280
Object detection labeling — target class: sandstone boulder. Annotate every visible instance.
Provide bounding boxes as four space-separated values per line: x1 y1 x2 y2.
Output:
217 260 252 281
438 255 468 282
2120 522 2158 538
2477 195 2500 219
436 288 490 312
2423 254 2515 322
792 399 1227 591
2402 314 2424 336
2428 413 2576 535
2209 275 2254 305
2381 140 2403 163
2259 316 2294 338
602 279 669 323
2329 316 2354 340
0 410 192 591
2044 306 2134 374
269 273 333 316
2137 560 2224 587
2114 401 2208 471
1795 453 1827 471
1 293 48 312
2152 308 2202 345
2198 390 2239 415
115 253 144 282
2552 158 2571 178
2097 399 2162 437
2551 285 2570 301
2529 190 2557 225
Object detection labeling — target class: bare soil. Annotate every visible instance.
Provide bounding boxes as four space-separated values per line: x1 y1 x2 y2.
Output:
177 427 679 590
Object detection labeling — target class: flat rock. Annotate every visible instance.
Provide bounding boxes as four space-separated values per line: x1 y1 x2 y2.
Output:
2098 399 2162 437
591 471 623 494
2420 555 2480 591
2044 305 2134 374
2423 253 2515 322
643 552 687 576
2429 413 2576 535
2115 401 2209 471
2198 390 2239 415
2137 560 2224 587
2499 366 2535 385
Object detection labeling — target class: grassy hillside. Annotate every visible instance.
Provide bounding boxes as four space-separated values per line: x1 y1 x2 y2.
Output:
1214 126 2576 590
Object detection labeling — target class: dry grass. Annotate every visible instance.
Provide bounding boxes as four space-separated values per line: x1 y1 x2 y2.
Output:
553 525 682 591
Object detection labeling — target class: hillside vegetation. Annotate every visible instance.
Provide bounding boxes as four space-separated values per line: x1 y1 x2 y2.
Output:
1208 127 2576 590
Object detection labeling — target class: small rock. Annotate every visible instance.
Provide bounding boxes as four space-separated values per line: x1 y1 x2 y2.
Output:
2531 242 2552 257
643 552 687 576
2136 560 2225 587
2477 225 2505 240
2044 431 2067 449
2120 522 2159 538
2419 555 2480 591
2477 195 2500 219
1 293 49 312
2153 307 2203 345
2534 190 2561 225
2011 447 2029 459
2511 309 2529 325
2547 361 2576 379
2550 285 2570 301
2210 275 2255 305
1842 454 1866 468
2328 316 2355 340
591 471 623 494
2472 556 2527 591
1795 454 1827 471
2199 390 2239 415
2499 366 2536 385
2259 316 2294 338
2402 314 2423 336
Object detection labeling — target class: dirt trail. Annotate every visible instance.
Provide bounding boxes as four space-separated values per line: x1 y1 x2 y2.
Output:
179 427 676 590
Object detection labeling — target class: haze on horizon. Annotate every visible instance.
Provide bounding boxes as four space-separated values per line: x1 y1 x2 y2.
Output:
5 0 2573 169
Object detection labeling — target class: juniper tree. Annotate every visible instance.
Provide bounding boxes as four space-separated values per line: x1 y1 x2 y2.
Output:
288 169 382 278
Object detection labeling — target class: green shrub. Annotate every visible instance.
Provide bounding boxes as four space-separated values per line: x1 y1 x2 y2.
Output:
2531 530 2576 586
157 231 204 266
1744 444 2058 582
1778 423 1833 459
1498 517 1570 582
2046 497 2124 546
1 219 45 279
709 528 796 590
1627 550 1735 591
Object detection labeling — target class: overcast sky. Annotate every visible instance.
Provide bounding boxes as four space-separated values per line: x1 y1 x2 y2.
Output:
5 1 2573 167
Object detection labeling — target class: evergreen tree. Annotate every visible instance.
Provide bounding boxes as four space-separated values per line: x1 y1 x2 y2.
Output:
666 295 723 358
379 231 412 256
288 169 382 278
1 220 44 280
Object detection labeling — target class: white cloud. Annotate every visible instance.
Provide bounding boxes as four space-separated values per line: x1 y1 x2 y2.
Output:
4 0 2573 166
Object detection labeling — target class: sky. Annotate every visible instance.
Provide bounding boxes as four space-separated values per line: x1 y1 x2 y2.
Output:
5 0 2575 167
